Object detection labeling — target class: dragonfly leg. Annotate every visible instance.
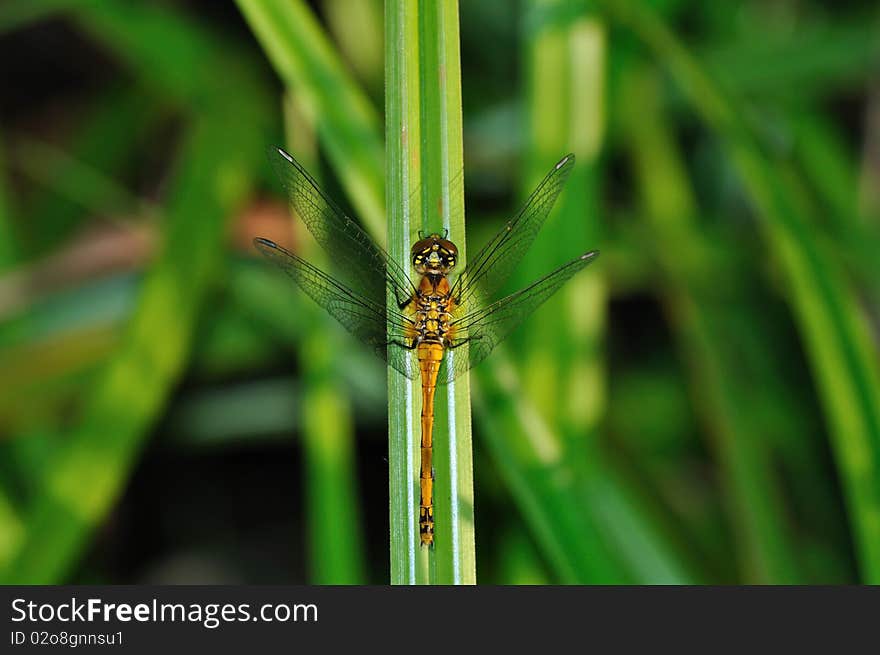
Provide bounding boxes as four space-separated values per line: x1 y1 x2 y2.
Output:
447 335 481 350
387 338 418 350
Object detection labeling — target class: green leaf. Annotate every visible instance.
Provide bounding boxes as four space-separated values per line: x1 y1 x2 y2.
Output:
0 0 79 34
0 119 256 583
620 69 804 583
25 88 161 255
386 0 476 585
0 132 18 270
598 0 880 583
235 0 385 240
281 94 367 584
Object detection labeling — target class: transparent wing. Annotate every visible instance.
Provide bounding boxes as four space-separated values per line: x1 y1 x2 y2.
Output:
269 146 416 307
450 153 576 308
438 250 599 384
254 238 418 380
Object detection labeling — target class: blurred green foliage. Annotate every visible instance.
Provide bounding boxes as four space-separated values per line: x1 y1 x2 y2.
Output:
0 0 879 584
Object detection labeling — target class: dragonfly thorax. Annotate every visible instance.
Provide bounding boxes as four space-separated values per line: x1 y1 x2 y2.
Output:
411 233 458 275
414 275 456 345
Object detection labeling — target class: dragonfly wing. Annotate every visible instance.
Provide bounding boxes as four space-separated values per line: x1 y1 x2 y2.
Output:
450 154 576 309
269 147 416 307
439 250 599 384
254 238 418 380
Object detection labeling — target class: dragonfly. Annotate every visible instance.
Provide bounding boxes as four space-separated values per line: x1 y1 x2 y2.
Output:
255 147 599 547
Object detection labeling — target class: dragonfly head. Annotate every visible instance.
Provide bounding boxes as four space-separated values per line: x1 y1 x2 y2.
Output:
411 233 458 275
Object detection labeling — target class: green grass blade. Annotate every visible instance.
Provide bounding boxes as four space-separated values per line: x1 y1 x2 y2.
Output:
15 137 140 220
0 491 24 568
74 1 269 115
862 88 880 221
0 131 18 270
519 5 606 438
496 527 550 585
598 0 880 582
621 69 803 583
0 0 79 33
477 353 696 583
1 7 268 578
0 131 23 563
281 95 366 584
235 0 385 241
25 87 161 255
323 0 384 97
506 3 622 581
702 16 880 101
385 0 420 585
386 0 476 585
239 0 393 578
474 355 622 583
792 117 861 229
0 120 256 583
788 116 880 297
485 2 695 584
417 0 475 586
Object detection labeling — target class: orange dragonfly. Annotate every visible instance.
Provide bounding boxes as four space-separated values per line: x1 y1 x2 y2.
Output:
255 147 599 547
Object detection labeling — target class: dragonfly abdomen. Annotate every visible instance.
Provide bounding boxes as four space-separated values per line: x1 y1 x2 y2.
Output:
413 275 455 548
417 341 444 547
